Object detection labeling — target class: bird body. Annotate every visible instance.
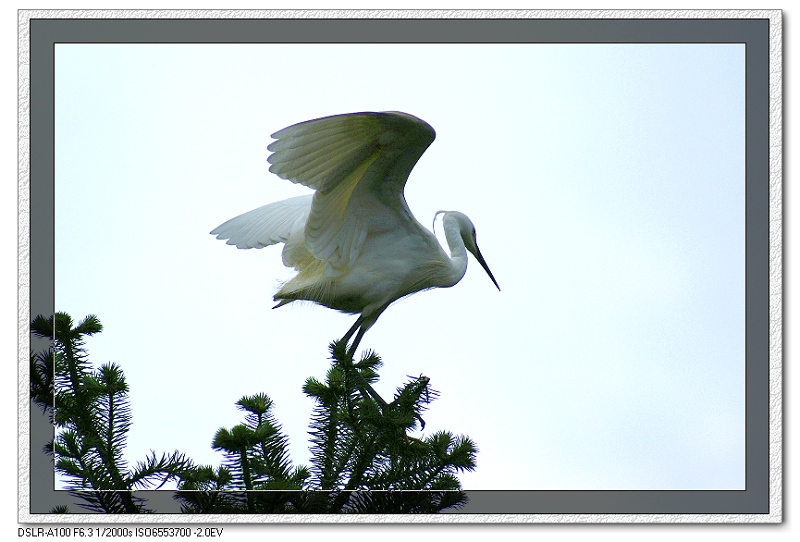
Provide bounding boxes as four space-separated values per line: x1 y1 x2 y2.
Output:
212 111 499 354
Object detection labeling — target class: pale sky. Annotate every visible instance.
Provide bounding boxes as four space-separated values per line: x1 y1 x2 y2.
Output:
54 42 745 490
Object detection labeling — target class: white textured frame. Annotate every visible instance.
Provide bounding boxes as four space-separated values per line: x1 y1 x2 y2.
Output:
17 8 783 524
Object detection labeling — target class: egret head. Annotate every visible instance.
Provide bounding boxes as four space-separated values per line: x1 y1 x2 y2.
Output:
437 211 501 292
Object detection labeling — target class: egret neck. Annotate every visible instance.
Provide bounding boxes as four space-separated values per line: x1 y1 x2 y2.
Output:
439 211 471 288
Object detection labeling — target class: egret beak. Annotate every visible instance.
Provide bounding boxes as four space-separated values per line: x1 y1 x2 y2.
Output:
473 245 501 292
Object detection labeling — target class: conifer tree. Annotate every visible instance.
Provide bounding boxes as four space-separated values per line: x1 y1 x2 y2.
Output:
31 313 193 513
176 393 311 513
32 313 478 514
299 342 477 512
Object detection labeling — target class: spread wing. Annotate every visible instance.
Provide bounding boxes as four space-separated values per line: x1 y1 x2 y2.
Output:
267 111 436 277
210 194 312 250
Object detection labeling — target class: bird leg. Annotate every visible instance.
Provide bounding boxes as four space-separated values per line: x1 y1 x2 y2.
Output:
356 379 388 408
339 318 371 362
342 358 389 409
341 306 387 359
337 316 390 409
338 320 427 439
339 317 363 360
347 326 368 359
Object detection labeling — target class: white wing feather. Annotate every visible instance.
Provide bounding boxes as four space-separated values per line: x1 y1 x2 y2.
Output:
267 112 435 276
210 194 312 250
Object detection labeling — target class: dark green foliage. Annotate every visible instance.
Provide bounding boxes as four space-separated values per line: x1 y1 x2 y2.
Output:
298 341 477 512
32 313 478 514
31 313 193 513
30 348 54 416
176 393 312 513
175 342 477 513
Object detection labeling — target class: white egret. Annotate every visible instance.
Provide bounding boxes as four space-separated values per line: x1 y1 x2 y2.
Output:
211 111 500 358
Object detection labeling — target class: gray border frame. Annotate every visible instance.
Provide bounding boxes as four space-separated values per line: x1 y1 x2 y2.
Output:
18 10 782 523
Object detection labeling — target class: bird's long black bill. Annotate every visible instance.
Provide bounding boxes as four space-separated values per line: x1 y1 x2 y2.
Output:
474 246 501 291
